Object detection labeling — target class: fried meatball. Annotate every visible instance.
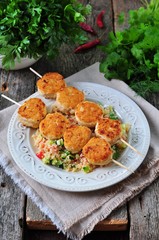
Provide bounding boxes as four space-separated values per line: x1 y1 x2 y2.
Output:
39 112 70 139
63 125 92 153
82 137 113 166
54 86 85 114
95 118 122 145
75 101 103 128
18 98 47 128
37 72 66 99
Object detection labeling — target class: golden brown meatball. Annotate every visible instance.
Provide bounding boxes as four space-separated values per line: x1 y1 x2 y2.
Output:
63 125 92 153
95 118 122 145
75 101 103 128
18 98 47 128
39 112 70 139
82 137 113 166
37 72 66 98
54 86 85 114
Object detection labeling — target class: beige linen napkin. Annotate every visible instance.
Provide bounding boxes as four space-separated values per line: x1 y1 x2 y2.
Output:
0 62 159 239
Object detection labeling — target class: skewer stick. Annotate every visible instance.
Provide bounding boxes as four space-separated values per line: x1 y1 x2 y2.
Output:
121 138 143 157
30 67 42 78
112 159 134 173
1 94 21 106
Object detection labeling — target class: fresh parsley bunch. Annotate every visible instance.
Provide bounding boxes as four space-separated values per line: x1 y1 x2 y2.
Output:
100 0 159 96
0 0 91 70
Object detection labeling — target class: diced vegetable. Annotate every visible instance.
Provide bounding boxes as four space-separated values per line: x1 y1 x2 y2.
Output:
82 166 91 173
36 151 44 159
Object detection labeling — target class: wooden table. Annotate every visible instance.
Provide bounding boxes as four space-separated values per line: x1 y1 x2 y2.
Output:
0 1 159 240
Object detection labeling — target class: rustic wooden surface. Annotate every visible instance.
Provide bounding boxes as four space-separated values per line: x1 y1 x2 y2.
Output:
0 168 24 240
0 0 159 240
26 198 128 231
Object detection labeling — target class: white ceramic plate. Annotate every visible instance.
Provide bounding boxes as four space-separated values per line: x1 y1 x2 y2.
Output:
7 82 150 192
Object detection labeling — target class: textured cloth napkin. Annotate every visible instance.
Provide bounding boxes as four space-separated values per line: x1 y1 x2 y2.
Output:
0 62 159 240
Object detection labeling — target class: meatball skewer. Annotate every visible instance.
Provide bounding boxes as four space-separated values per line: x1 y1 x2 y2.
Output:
2 94 47 129
82 137 134 173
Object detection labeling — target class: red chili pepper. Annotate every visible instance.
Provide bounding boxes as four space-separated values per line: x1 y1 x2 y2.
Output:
36 151 44 159
79 22 97 35
74 39 101 53
96 10 105 28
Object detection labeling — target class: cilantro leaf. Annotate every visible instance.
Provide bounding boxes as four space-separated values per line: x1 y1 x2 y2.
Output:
100 0 159 96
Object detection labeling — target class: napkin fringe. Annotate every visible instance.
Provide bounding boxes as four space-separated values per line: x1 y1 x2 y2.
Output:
65 188 133 240
0 150 65 234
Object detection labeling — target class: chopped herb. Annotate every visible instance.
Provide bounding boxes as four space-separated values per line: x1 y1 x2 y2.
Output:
51 158 63 168
42 157 51 165
109 112 119 120
82 166 91 173
56 138 64 146
63 149 71 155
112 145 121 160
49 140 56 145
104 106 119 120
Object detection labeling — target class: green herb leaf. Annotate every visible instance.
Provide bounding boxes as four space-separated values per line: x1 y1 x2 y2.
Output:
82 166 91 173
100 0 159 96
0 0 91 69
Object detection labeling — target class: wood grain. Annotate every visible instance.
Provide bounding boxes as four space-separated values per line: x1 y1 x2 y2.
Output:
129 179 159 240
26 198 128 231
112 0 142 31
0 168 24 240
0 68 37 240
26 229 129 240
128 92 159 240
26 219 128 231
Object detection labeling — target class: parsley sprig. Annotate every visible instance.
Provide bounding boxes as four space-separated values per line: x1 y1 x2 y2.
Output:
100 0 159 97
0 0 91 70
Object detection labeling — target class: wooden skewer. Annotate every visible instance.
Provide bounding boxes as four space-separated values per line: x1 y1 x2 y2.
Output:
1 94 21 106
30 67 42 78
112 159 134 173
120 138 143 157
